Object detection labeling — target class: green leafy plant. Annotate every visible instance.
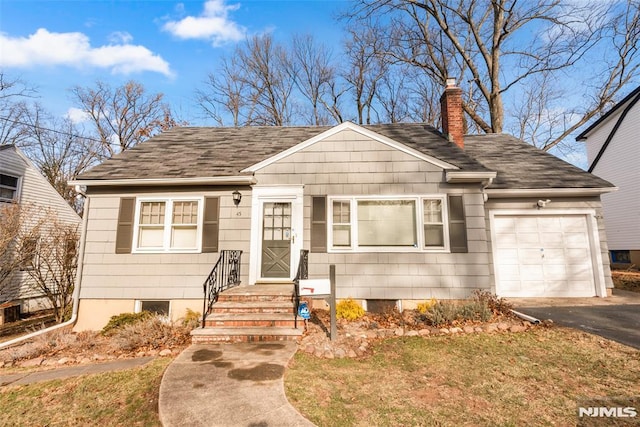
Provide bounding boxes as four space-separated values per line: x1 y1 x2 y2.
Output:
336 298 365 320
101 312 152 336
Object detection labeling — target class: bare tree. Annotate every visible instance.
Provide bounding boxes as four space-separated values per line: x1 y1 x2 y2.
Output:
0 73 36 146
70 80 180 159
197 35 297 126
0 203 22 297
18 103 97 211
237 34 297 126
196 57 252 126
291 34 340 125
347 0 640 150
343 22 389 124
16 207 79 323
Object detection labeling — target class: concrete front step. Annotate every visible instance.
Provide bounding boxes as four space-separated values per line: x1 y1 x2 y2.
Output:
217 287 294 303
191 327 303 343
204 313 297 328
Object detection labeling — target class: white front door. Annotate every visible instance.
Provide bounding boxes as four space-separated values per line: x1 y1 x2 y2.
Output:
491 212 605 297
249 186 304 284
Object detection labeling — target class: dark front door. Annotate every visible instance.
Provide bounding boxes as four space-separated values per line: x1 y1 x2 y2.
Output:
261 202 292 278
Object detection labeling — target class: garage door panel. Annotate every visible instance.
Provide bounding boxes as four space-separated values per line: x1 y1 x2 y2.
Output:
517 233 540 245
561 216 587 231
493 214 596 298
565 233 588 247
496 248 520 263
520 265 544 280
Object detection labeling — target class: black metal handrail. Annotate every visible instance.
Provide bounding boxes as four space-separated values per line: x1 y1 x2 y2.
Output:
293 249 309 329
202 250 242 327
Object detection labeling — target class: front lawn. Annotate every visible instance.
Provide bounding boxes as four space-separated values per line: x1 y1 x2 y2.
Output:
285 327 640 426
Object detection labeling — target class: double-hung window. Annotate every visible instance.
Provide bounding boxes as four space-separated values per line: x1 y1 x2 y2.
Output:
133 198 203 252
328 196 449 252
0 174 19 202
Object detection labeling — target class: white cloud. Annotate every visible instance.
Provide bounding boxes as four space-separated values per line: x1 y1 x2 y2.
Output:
163 0 245 45
0 28 172 76
65 107 90 124
108 31 133 44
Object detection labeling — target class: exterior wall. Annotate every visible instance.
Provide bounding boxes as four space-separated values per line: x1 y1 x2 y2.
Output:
78 189 252 302
484 197 614 290
0 147 81 309
584 104 640 252
255 128 491 301
74 298 202 331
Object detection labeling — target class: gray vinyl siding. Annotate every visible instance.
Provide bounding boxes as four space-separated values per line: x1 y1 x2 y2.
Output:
0 147 81 305
256 128 491 300
79 191 252 300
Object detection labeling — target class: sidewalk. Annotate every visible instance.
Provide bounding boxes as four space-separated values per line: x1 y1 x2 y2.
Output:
159 342 315 427
0 357 155 387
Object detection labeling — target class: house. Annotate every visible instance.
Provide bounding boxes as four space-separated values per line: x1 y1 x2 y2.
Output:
576 85 640 267
0 144 81 320
70 80 615 331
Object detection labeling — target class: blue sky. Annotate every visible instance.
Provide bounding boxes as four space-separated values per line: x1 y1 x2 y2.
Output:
0 0 348 123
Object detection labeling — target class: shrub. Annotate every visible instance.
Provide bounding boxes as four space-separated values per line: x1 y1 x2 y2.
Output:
425 298 493 327
181 308 201 329
416 298 437 314
471 290 513 315
108 315 191 352
336 298 365 320
101 312 153 336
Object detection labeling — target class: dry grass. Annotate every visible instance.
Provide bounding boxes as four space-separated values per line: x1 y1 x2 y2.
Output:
0 357 170 426
612 269 640 293
285 327 640 426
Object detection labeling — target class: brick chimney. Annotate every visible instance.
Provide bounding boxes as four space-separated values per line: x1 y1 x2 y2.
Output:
440 77 464 149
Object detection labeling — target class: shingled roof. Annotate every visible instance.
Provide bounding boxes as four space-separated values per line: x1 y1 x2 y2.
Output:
76 123 490 180
464 134 613 189
76 123 613 191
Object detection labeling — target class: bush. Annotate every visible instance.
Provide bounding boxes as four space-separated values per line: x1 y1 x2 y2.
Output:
108 315 191 352
336 298 365 320
101 312 153 336
425 298 493 327
416 298 437 314
181 308 201 329
471 290 513 315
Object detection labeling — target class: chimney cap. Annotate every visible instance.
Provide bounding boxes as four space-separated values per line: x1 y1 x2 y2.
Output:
445 77 457 88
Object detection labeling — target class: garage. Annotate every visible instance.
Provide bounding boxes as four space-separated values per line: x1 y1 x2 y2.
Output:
491 212 604 298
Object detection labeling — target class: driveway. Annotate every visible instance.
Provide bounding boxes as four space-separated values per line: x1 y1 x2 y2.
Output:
512 290 640 350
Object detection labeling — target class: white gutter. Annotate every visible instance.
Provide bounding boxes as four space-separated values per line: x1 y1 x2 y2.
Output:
445 171 497 183
484 187 618 198
69 176 257 187
0 196 90 350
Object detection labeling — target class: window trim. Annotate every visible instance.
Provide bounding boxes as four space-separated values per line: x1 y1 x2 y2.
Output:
132 197 204 253
327 195 451 253
0 173 21 203
135 300 171 319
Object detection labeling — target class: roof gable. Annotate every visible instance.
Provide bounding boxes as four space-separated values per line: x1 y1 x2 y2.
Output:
576 84 640 141
242 122 459 172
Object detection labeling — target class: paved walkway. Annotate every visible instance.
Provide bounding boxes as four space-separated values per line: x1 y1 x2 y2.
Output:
0 357 155 387
159 342 315 427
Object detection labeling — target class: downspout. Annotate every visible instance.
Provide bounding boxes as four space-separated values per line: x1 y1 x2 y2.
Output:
0 195 90 350
481 177 494 202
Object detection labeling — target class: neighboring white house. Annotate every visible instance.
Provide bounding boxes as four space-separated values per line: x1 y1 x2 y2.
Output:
0 144 82 319
577 85 640 267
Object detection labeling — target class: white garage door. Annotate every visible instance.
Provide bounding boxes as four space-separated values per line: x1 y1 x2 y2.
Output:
493 214 596 297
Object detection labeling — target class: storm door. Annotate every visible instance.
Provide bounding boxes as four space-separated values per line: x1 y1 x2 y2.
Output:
261 202 292 278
